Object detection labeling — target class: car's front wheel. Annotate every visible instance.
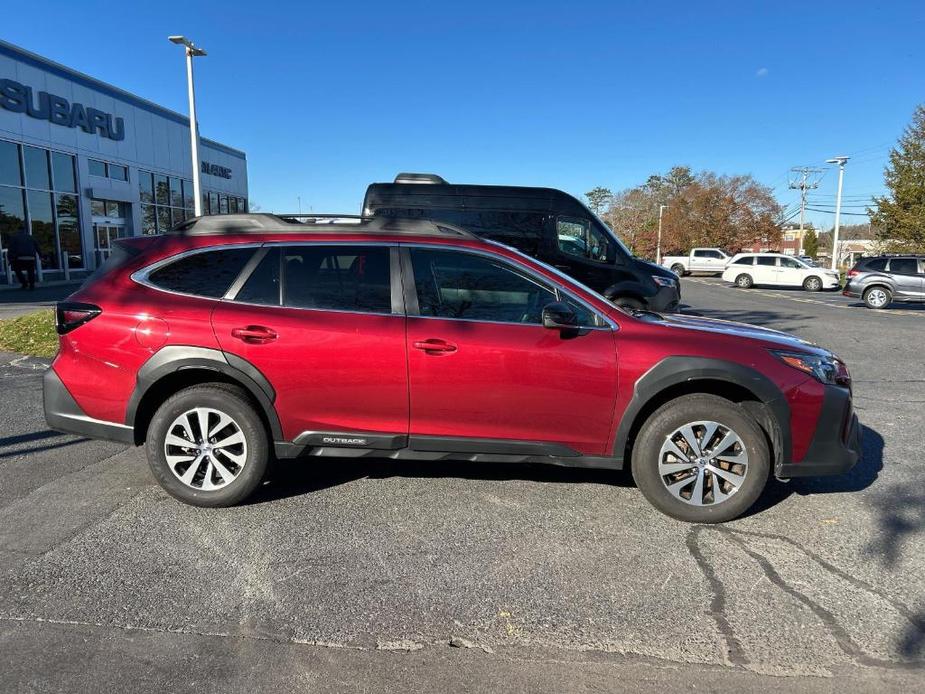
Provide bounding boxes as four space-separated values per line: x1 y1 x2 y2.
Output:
863 286 891 309
735 273 754 289
803 276 823 292
146 383 269 507
631 394 770 523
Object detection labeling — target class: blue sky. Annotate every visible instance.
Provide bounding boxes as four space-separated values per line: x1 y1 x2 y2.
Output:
5 1 924 229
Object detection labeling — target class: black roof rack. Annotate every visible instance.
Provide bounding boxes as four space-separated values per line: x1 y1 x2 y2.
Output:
169 213 476 239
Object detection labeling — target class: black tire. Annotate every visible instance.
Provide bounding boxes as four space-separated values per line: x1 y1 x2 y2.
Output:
146 383 269 507
735 273 753 289
862 286 891 309
671 264 687 276
631 394 770 523
613 295 645 310
803 276 823 292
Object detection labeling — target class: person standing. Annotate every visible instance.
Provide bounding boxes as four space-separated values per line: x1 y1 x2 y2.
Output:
8 229 39 290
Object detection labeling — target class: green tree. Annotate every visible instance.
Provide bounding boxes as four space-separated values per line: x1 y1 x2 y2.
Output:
803 228 818 258
870 104 925 251
584 187 614 215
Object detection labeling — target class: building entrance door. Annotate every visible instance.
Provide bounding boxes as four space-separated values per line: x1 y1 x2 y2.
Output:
93 223 128 266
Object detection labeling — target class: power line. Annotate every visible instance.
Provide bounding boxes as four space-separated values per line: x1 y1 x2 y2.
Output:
787 166 825 254
805 207 872 216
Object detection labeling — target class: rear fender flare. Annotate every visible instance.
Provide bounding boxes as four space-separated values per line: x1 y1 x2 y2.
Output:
125 346 283 441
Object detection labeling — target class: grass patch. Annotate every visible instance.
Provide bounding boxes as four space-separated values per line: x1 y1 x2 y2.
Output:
0 309 58 358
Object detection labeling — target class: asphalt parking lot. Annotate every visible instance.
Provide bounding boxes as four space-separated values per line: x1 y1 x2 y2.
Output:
1 278 923 693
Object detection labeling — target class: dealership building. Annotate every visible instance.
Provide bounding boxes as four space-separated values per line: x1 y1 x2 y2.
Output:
0 39 248 284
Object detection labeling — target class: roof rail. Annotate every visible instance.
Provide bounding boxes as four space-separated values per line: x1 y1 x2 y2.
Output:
169 213 477 239
393 172 448 185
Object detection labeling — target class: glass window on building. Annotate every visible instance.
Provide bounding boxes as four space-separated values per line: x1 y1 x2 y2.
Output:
89 159 107 177
219 195 229 214
229 197 238 214
170 177 183 208
209 192 219 215
201 192 209 215
109 164 128 181
90 199 106 217
155 174 170 205
23 146 51 190
28 190 58 270
139 171 154 204
51 152 76 193
183 179 194 209
0 186 26 251
56 194 83 270
141 204 157 235
238 198 247 213
0 140 23 187
105 201 123 218
157 206 171 233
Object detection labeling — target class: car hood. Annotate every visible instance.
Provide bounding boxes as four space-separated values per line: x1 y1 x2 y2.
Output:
649 311 829 355
638 258 676 279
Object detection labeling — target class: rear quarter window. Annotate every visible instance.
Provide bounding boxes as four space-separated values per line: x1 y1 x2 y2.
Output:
861 258 887 271
146 247 255 298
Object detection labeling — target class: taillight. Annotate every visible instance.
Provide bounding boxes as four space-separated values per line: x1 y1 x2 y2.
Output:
55 302 101 335
847 269 859 278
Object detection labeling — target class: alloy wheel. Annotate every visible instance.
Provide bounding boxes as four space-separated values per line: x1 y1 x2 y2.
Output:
657 420 749 506
866 288 888 308
164 407 248 490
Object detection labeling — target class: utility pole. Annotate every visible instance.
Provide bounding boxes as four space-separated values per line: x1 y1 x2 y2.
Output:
788 166 824 255
825 157 849 271
168 36 207 217
656 204 668 265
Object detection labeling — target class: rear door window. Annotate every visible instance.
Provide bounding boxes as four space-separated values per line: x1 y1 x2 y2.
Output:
888 258 918 275
146 247 255 297
756 256 777 266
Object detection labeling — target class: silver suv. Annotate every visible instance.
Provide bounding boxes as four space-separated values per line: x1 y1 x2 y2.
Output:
843 255 925 309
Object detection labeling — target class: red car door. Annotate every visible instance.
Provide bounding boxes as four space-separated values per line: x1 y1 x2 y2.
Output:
402 247 618 456
211 244 408 443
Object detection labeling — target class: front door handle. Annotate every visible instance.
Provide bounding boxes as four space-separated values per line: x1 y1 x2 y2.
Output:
412 338 457 354
231 325 278 344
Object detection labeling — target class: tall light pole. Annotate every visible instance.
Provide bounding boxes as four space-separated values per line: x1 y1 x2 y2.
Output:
656 204 668 265
169 36 207 217
825 156 849 270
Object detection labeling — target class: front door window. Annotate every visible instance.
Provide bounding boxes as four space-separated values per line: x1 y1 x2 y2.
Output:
556 216 613 263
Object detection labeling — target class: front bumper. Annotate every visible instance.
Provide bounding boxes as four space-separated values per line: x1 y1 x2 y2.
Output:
44 368 135 445
777 385 861 478
649 284 681 312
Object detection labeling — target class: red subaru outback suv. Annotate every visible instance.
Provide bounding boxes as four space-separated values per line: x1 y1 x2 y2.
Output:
44 214 860 522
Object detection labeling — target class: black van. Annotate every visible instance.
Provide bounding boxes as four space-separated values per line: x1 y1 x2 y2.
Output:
362 173 680 311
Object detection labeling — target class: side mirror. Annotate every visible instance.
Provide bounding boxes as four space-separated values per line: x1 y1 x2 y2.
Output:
542 302 578 330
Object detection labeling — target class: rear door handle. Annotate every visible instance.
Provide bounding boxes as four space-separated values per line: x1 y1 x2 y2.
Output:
412 338 457 354
231 325 278 344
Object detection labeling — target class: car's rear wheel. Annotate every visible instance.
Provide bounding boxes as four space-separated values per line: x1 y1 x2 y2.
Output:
671 264 686 276
863 286 891 309
631 394 769 523
146 384 269 507
735 273 753 289
803 276 823 292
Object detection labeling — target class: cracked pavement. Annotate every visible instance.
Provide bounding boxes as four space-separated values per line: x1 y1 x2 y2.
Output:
0 278 923 692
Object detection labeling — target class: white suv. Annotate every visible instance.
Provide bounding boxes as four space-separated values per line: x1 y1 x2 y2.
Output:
722 253 840 291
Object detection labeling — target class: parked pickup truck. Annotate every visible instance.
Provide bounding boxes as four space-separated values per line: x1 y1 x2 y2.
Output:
662 248 731 276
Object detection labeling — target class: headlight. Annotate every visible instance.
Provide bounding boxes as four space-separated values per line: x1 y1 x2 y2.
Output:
772 350 851 387
652 275 677 288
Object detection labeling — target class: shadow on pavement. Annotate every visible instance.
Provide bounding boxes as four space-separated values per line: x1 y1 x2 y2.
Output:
690 306 812 333
728 424 883 520
247 457 634 506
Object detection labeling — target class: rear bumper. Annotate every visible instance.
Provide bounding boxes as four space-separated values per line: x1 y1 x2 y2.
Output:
777 385 860 478
43 368 134 445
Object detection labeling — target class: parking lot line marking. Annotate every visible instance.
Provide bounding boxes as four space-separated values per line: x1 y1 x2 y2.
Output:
683 279 924 317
